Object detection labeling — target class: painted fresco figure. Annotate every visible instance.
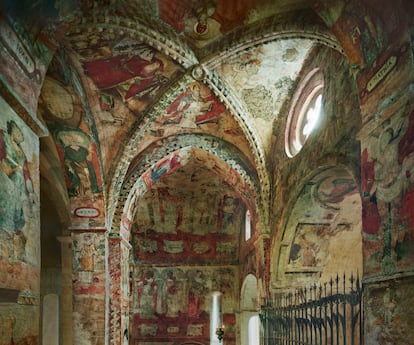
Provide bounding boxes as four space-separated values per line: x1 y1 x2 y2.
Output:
218 195 238 233
137 270 158 319
161 270 181 317
158 82 225 128
84 45 168 102
56 128 100 197
188 270 208 318
142 151 181 190
366 114 414 270
80 234 95 271
314 0 385 68
0 120 34 263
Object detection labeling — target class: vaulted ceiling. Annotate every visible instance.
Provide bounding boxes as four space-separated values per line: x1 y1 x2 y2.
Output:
19 0 342 267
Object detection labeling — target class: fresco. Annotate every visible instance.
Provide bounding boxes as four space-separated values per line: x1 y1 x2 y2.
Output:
156 82 226 128
362 110 414 275
275 167 362 285
159 0 254 36
72 232 106 293
314 0 394 70
0 100 39 286
365 276 414 345
158 0 304 48
108 238 123 345
213 39 314 152
125 134 258 196
125 147 256 264
39 76 106 228
121 244 131 345
132 266 237 344
0 306 38 345
82 39 184 116
72 231 106 345
131 79 255 164
0 16 51 116
288 223 331 269
132 174 245 264
0 99 40 345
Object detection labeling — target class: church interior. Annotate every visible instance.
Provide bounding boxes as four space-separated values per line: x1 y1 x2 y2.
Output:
0 1 413 344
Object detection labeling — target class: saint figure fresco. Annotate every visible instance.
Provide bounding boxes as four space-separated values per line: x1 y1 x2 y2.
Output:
0 120 35 263
137 270 158 319
55 127 101 197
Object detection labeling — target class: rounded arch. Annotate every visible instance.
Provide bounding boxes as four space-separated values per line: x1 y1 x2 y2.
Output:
105 73 264 232
201 10 343 69
38 50 107 224
270 165 363 291
241 273 258 311
199 14 345 227
120 146 258 241
240 274 259 345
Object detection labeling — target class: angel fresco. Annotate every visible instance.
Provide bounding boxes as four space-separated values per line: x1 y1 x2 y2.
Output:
157 82 226 129
83 45 168 103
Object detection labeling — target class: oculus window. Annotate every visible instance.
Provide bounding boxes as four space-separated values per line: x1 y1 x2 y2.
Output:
285 68 324 157
245 209 252 241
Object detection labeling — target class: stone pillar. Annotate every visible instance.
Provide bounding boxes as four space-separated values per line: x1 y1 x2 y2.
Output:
57 236 73 345
254 232 271 298
71 229 107 345
107 234 131 345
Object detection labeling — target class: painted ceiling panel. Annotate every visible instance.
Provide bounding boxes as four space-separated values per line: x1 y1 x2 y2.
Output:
157 0 312 48
213 38 315 153
80 39 185 117
32 0 320 271
124 79 256 167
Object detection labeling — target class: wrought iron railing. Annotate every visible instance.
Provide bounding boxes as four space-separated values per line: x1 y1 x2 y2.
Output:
260 273 363 345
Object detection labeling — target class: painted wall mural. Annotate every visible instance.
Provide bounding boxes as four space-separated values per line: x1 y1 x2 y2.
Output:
156 82 226 129
133 189 244 264
72 231 106 345
289 223 332 269
132 266 236 344
314 0 393 70
39 76 105 228
0 98 40 345
362 109 414 275
0 100 40 285
0 16 51 116
129 148 252 264
365 276 414 345
274 167 362 286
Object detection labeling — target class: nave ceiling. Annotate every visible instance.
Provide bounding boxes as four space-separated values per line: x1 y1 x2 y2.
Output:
8 0 340 266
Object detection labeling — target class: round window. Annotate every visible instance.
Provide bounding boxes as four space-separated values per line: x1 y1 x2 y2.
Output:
285 68 324 158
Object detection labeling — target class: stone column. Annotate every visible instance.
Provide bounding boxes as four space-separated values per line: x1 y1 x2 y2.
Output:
254 232 271 298
107 233 131 345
